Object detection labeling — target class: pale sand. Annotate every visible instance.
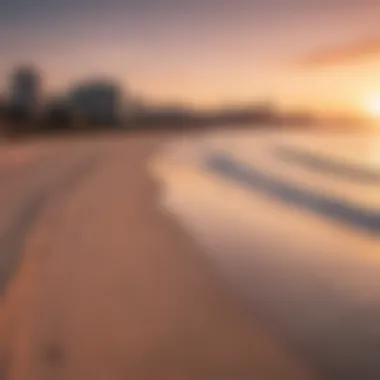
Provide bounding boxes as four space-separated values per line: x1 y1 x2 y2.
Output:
0 133 314 379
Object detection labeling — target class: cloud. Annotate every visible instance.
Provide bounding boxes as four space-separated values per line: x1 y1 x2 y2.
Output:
296 36 380 68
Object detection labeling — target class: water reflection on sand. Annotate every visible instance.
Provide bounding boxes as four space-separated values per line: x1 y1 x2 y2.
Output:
151 129 380 380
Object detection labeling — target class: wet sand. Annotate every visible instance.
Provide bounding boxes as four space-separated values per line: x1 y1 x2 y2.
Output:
0 132 313 379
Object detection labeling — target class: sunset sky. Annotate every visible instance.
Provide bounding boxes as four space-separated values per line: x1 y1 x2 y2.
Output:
1 0 380 115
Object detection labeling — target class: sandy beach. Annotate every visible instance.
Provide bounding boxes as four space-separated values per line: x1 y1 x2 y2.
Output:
0 132 313 379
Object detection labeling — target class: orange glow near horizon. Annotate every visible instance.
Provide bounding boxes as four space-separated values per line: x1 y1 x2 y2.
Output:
366 95 380 118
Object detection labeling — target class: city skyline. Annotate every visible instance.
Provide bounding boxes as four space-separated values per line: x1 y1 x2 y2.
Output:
1 0 380 116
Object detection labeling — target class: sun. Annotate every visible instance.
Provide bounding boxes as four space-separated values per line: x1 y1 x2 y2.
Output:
367 96 380 118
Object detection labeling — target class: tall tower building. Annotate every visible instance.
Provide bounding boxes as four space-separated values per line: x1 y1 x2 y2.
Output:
9 66 42 111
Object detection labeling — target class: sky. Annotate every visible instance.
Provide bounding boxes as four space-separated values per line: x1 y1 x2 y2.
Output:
1 0 380 115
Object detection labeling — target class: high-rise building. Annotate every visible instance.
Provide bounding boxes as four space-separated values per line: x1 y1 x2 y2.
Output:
9 66 42 111
69 80 122 125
